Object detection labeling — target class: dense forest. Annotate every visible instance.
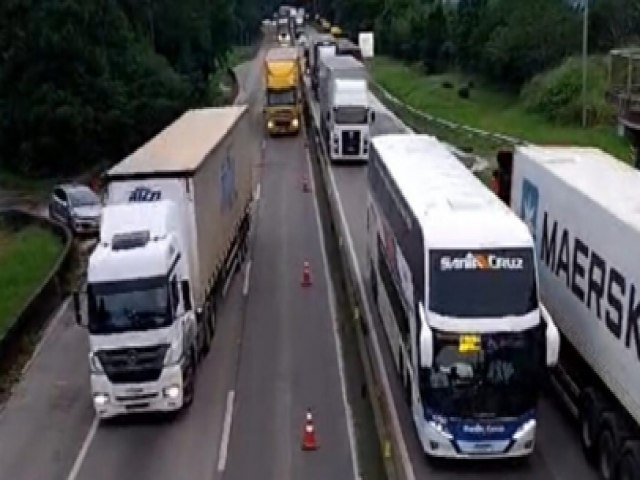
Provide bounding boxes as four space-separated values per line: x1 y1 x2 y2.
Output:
0 0 280 176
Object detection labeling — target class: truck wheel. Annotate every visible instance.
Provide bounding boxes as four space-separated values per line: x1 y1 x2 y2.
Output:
618 442 640 480
182 350 196 409
597 427 617 480
580 389 605 462
201 305 213 357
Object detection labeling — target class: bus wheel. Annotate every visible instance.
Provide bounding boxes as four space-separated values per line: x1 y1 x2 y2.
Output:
618 442 640 480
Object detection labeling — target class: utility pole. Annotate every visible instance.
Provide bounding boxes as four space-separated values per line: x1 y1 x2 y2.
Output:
581 0 589 128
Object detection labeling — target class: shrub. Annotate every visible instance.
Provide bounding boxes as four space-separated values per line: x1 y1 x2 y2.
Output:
521 56 615 126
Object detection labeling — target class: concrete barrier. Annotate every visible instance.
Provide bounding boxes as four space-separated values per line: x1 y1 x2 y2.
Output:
0 210 73 367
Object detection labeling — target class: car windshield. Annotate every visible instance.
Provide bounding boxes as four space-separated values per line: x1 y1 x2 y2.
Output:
69 188 99 207
87 276 171 334
335 106 368 124
422 328 543 419
429 248 537 318
268 89 296 106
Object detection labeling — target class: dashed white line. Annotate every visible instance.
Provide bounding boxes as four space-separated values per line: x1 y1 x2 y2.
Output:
305 147 361 480
242 260 252 297
217 390 236 473
255 183 261 202
66 416 99 480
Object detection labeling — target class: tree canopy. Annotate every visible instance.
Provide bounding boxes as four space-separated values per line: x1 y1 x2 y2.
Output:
0 0 269 176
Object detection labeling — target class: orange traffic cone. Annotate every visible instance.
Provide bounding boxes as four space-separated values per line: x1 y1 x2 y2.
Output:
302 410 319 451
301 261 312 287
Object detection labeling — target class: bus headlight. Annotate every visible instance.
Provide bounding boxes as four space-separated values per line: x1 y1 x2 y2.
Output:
513 418 536 440
427 415 453 440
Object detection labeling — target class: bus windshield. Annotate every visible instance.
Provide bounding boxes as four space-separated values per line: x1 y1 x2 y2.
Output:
422 328 543 419
429 248 537 318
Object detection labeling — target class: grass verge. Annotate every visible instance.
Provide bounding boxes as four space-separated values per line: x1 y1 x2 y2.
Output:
370 56 632 163
0 225 63 339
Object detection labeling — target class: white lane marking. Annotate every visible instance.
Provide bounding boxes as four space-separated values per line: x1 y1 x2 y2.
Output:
305 147 361 480
325 153 416 480
255 183 261 202
21 296 71 376
217 390 236 473
66 416 99 480
242 260 252 297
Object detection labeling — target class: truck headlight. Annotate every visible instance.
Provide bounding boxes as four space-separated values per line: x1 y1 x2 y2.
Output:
89 352 104 374
291 118 299 128
93 393 109 406
163 341 183 367
267 120 274 129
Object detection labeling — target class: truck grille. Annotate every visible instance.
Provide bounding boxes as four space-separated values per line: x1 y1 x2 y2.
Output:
97 344 169 384
341 130 361 156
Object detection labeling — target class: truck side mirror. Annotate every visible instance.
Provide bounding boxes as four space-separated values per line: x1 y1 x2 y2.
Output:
325 111 330 122
181 280 193 312
370 111 376 123
73 291 87 328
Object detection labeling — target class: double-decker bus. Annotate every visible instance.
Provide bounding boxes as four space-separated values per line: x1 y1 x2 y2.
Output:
366 134 559 459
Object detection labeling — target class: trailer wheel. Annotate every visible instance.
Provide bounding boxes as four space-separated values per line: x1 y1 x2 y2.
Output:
580 389 606 462
597 426 617 480
200 305 213 357
618 442 640 480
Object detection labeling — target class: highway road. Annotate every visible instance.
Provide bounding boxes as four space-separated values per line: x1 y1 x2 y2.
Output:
0 47 359 480
305 71 601 479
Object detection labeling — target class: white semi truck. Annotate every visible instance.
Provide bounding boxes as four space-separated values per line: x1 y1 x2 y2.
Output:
309 33 336 98
318 55 374 162
494 145 640 479
73 106 254 419
367 134 559 459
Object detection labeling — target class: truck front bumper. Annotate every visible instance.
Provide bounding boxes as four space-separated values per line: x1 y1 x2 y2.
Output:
90 364 184 419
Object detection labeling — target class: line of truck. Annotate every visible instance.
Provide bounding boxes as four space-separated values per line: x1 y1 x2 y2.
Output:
73 105 255 419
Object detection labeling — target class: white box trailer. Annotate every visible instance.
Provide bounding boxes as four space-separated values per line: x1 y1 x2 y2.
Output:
105 105 254 310
505 145 640 477
76 106 254 419
318 55 367 120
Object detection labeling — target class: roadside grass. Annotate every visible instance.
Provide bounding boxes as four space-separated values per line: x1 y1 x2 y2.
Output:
370 57 633 163
0 225 63 339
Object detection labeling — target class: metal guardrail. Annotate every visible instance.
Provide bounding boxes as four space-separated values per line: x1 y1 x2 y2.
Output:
0 209 73 367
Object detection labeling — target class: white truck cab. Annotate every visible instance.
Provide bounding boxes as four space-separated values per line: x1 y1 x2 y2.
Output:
78 200 198 418
325 78 374 162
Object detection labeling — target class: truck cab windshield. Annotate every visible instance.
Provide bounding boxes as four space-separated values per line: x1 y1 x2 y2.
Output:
87 276 171 334
423 328 543 419
335 106 368 124
267 89 297 106
429 248 537 318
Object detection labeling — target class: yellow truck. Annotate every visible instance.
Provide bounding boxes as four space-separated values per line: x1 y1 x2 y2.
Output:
264 46 301 136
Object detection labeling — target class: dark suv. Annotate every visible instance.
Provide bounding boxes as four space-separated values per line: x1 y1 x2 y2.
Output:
48 184 102 236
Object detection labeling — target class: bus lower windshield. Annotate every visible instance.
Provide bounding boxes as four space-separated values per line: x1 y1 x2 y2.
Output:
429 248 537 318
422 327 543 419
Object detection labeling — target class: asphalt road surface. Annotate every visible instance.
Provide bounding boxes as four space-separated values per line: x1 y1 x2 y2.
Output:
0 49 357 480
305 72 601 479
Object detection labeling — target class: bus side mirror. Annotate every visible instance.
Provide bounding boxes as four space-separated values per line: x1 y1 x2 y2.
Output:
73 291 87 328
541 303 560 367
181 280 193 312
418 304 434 368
